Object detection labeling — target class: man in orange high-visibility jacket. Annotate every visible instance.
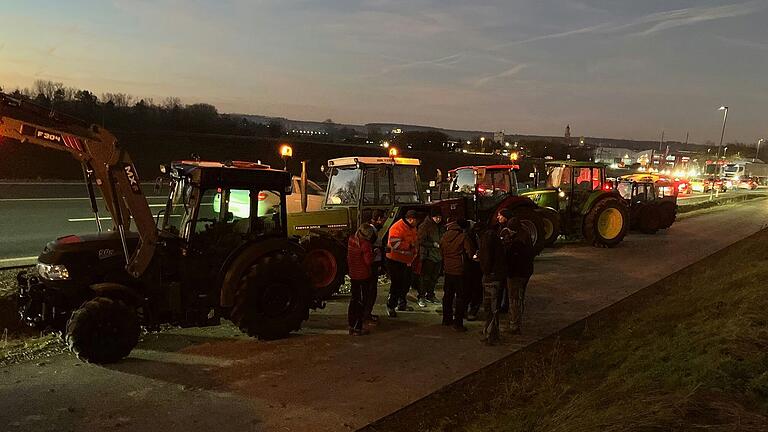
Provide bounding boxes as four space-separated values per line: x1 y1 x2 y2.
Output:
385 209 419 317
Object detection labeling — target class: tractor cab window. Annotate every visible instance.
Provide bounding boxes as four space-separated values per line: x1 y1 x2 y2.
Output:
393 165 422 204
195 189 221 234
573 167 602 191
547 166 570 188
478 169 516 196
255 190 284 236
362 166 393 205
326 166 361 205
617 182 633 200
453 169 476 194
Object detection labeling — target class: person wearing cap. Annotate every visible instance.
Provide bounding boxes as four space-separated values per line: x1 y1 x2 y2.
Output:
478 208 513 344
347 223 376 335
385 210 419 317
417 207 443 307
501 217 535 334
439 217 474 332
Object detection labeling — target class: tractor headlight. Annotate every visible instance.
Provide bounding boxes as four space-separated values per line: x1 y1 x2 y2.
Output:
36 263 71 280
558 190 566 198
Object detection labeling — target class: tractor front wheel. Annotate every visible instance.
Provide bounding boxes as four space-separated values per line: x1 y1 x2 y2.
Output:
509 207 546 254
231 251 311 340
65 297 140 363
534 207 560 247
657 201 676 229
302 236 347 299
583 198 629 247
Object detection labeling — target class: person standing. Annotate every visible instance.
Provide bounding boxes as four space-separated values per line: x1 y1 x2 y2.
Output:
364 209 387 323
347 224 375 335
478 210 512 345
385 210 419 317
439 217 474 332
417 208 442 307
503 217 536 334
464 221 484 320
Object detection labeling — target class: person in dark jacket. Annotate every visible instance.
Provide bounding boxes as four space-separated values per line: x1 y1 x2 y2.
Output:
417 208 442 307
464 221 484 320
502 217 535 334
439 218 474 332
478 209 512 344
347 224 376 335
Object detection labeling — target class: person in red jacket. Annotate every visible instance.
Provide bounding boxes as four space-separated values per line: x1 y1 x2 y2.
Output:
347 224 376 335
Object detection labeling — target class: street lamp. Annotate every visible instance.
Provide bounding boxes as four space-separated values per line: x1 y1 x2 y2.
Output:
756 139 764 162
480 136 486 153
716 106 728 159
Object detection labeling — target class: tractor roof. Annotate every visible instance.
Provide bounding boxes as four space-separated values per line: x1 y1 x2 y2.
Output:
171 160 290 189
449 164 520 173
327 156 420 167
545 160 606 168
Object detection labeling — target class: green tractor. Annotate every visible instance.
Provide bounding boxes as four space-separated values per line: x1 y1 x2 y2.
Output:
288 156 428 299
521 161 629 247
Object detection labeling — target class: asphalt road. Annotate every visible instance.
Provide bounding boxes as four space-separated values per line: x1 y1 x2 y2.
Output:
2 194 768 432
0 183 166 265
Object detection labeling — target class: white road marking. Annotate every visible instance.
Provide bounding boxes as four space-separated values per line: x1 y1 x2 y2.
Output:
0 196 167 202
0 256 38 265
67 214 183 222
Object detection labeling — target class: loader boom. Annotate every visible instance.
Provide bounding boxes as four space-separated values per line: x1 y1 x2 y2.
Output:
0 93 157 277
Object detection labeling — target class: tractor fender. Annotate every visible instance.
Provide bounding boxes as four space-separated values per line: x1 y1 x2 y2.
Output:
89 283 143 307
489 195 537 224
219 238 305 308
579 190 625 215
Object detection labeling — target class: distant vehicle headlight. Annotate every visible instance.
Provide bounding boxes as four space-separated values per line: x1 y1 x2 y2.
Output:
36 263 71 280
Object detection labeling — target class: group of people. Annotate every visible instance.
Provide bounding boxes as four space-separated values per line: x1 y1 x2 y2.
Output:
345 207 536 345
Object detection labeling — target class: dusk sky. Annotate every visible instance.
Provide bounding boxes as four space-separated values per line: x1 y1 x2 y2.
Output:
1 0 766 144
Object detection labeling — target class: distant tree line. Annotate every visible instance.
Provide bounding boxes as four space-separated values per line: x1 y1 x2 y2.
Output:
0 80 285 137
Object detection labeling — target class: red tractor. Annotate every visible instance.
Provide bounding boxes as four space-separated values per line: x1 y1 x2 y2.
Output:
431 164 559 252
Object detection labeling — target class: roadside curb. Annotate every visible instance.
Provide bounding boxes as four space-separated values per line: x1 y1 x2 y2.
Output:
358 228 768 432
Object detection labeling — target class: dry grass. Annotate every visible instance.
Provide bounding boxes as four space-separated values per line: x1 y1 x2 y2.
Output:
460 229 768 432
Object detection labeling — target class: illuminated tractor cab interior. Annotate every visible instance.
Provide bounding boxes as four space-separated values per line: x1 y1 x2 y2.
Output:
446 165 519 211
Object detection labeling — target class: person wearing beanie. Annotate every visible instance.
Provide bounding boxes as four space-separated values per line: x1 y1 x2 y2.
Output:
417 207 443 307
385 210 419 317
347 224 375 335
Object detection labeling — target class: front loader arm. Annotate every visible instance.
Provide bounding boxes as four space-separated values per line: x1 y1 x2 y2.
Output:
0 93 157 277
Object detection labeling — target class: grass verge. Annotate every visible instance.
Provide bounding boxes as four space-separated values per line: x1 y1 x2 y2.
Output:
365 229 768 432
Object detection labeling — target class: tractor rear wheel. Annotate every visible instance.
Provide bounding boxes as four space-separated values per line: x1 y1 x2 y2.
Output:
231 251 310 340
302 236 347 299
509 207 545 254
636 204 660 234
583 198 629 247
534 207 560 247
65 297 140 363
657 201 676 229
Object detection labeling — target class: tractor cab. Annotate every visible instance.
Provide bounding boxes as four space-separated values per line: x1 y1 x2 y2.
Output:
615 176 677 234
440 165 520 213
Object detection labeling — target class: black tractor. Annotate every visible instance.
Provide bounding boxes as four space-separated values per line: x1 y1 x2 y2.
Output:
615 178 677 234
3 93 312 363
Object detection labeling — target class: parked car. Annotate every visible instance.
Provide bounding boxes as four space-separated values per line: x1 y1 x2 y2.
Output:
214 176 325 218
727 176 759 190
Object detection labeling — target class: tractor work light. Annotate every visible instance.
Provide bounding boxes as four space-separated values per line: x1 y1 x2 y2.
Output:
279 144 293 158
389 147 399 157
510 152 520 161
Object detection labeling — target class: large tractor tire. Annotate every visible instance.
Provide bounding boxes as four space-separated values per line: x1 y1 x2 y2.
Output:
231 250 311 340
65 297 140 363
509 206 546 254
302 236 347 299
636 204 660 234
657 201 677 229
583 197 629 248
534 207 561 247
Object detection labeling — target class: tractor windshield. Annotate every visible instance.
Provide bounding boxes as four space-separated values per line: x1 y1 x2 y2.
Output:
546 166 570 188
392 165 423 204
326 166 362 205
477 169 517 196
